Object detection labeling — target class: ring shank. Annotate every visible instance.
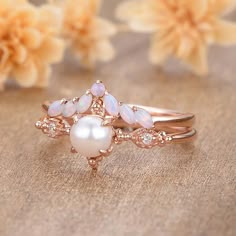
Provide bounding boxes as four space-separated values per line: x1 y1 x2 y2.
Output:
42 102 196 144
114 105 196 143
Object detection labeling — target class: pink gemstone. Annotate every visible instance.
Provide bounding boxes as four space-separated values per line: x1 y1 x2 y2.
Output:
77 94 92 113
104 94 119 116
62 101 76 117
48 100 63 117
120 104 135 124
135 108 154 129
91 82 105 97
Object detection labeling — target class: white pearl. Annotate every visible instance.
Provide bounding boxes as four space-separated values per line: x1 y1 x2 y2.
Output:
70 115 113 157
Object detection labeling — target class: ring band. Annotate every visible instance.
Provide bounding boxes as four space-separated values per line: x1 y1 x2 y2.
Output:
35 81 196 172
115 105 196 143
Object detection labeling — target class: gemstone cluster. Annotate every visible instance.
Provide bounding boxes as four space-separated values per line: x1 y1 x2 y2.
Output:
46 81 154 129
36 81 171 170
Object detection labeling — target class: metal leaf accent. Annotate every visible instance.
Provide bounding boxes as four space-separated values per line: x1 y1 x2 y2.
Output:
35 117 70 138
131 128 172 148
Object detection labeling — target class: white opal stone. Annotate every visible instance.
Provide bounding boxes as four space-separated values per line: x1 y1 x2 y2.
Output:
91 82 105 97
70 115 113 157
48 100 63 117
104 94 119 116
120 104 135 124
62 101 76 117
77 94 92 113
135 108 154 129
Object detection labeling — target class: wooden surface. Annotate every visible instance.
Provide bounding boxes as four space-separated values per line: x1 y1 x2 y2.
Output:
1 1 236 236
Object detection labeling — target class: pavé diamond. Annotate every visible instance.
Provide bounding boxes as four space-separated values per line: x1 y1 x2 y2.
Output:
142 133 153 145
48 122 57 137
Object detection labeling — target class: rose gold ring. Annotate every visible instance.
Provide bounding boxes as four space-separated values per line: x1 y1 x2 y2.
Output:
35 81 196 172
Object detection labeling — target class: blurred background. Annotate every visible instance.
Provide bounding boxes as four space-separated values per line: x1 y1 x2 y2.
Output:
0 1 236 236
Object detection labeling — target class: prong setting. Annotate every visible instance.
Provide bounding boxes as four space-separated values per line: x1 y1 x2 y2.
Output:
71 147 77 153
99 146 114 157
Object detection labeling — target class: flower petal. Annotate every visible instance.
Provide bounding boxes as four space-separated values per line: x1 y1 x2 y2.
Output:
22 28 42 49
88 0 102 14
12 60 38 87
67 0 102 14
208 0 236 15
116 0 157 32
35 64 51 88
116 0 140 21
149 33 174 64
176 37 194 59
214 20 236 45
13 45 27 64
38 5 63 32
188 0 208 20
0 45 10 68
95 39 115 62
36 37 65 63
11 5 38 26
95 18 117 37
129 19 158 32
184 44 208 76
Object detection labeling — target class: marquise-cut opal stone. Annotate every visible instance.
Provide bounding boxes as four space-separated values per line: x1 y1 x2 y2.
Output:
135 108 154 129
77 94 92 113
91 82 105 97
62 101 76 117
120 104 135 124
48 100 63 117
104 93 119 116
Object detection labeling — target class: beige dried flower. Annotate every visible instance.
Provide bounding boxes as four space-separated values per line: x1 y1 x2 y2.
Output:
117 0 236 75
61 0 117 68
0 0 64 90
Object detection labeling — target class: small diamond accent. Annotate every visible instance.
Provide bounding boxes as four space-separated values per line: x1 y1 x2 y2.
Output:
48 122 57 137
91 99 105 116
35 121 42 128
37 117 70 138
142 133 153 145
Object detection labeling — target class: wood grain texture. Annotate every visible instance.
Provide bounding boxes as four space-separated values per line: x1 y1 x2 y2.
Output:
0 1 236 236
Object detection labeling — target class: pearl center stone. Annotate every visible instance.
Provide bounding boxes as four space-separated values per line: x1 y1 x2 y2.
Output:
70 115 113 157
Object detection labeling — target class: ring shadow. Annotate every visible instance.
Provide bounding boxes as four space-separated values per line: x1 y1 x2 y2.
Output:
36 138 203 196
